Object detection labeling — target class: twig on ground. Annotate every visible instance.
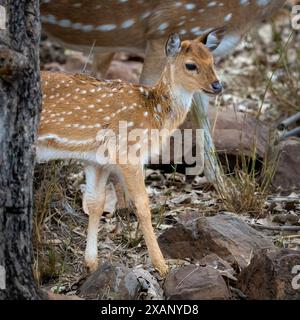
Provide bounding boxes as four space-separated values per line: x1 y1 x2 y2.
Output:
249 223 300 232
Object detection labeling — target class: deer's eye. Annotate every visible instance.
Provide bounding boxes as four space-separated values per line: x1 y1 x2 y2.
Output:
185 63 197 71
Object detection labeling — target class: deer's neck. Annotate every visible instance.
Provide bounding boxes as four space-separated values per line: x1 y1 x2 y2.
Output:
153 63 194 129
169 84 194 111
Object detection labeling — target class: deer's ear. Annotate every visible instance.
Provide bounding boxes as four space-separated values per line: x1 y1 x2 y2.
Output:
165 33 181 57
198 27 225 52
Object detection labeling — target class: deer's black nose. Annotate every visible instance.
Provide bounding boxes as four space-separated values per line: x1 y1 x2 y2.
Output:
211 81 222 94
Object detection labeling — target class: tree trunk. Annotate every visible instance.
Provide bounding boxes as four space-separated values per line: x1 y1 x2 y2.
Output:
0 0 42 299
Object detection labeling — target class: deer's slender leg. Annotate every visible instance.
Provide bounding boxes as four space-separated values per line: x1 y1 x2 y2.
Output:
83 164 110 272
91 52 115 79
118 165 168 276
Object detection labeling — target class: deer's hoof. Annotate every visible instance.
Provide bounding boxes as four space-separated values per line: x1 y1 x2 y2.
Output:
156 263 169 277
85 259 98 273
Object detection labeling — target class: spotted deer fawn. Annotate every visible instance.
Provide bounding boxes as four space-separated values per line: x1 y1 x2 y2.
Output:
40 0 285 185
38 30 224 276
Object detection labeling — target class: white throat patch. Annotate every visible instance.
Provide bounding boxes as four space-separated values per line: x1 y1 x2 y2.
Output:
171 85 194 111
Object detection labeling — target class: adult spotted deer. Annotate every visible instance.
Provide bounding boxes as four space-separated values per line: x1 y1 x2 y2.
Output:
38 31 224 276
40 0 286 184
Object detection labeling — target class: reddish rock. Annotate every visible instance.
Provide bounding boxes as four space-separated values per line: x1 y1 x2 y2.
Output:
47 291 83 300
166 106 268 168
238 249 300 300
107 60 142 83
272 138 300 191
209 107 268 159
158 212 274 269
199 253 236 281
181 106 268 157
164 265 231 300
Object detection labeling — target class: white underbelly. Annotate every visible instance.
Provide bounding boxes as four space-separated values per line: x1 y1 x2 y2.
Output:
36 145 98 164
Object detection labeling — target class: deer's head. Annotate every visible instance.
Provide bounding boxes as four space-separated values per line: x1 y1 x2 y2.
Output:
165 28 225 96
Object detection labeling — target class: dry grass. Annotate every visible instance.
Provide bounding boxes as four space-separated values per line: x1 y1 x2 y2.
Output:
33 161 86 286
215 14 297 217
267 25 300 117
217 142 280 217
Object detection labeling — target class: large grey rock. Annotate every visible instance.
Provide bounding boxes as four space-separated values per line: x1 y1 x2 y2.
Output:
78 261 163 300
158 212 275 269
78 261 137 300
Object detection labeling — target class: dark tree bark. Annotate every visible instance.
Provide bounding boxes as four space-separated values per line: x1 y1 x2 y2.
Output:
0 0 42 299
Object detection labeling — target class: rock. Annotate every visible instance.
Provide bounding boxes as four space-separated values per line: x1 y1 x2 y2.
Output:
158 212 274 269
40 34 66 67
78 261 138 300
107 60 142 83
165 106 268 169
64 51 90 74
130 268 164 300
272 213 299 225
64 56 142 84
258 24 273 45
237 249 300 300
43 62 65 72
272 138 300 191
208 107 268 159
164 265 231 300
284 200 298 212
199 253 237 281
47 291 83 300
78 261 163 300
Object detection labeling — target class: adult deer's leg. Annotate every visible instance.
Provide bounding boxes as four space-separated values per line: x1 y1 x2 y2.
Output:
139 39 166 85
118 164 168 276
192 93 223 185
91 52 115 79
83 164 110 272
